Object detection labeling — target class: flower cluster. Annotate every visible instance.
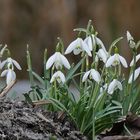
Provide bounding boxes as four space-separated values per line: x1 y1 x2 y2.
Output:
45 27 140 96
0 45 21 85
26 21 140 139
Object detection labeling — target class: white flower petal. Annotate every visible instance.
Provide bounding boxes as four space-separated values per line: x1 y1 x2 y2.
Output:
95 55 99 62
50 71 65 84
108 79 122 94
106 55 115 67
84 37 93 51
81 41 92 57
73 48 82 55
6 70 16 85
116 81 123 91
58 71 66 83
50 73 56 83
90 69 101 83
12 59 22 70
60 54 70 69
119 55 128 68
128 67 140 83
1 69 8 77
130 54 140 67
82 71 90 82
0 60 7 69
65 38 79 55
96 36 107 53
46 53 56 69
97 49 108 63
108 79 117 94
85 36 96 51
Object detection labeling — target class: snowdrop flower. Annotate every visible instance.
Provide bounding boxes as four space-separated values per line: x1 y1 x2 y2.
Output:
1 64 16 85
65 38 92 57
128 67 140 83
130 54 140 67
106 53 128 68
96 48 109 63
82 69 101 83
50 71 66 84
108 79 122 94
0 57 22 70
46 52 70 70
126 31 136 49
84 34 107 53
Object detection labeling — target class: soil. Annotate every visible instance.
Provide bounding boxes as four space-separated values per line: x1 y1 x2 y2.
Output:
99 112 140 140
0 98 87 140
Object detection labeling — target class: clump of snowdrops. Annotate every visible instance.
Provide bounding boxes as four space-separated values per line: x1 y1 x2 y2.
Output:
25 20 140 139
0 45 21 88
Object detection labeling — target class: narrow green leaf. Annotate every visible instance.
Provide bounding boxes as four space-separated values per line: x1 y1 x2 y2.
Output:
110 37 123 48
66 56 85 82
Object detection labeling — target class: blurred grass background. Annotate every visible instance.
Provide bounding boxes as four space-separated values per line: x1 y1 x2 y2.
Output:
0 0 140 79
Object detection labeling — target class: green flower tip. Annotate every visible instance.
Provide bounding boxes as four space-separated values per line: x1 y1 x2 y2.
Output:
114 47 119 54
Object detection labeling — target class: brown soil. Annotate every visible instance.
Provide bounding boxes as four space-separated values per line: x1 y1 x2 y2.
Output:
0 98 87 140
99 113 140 140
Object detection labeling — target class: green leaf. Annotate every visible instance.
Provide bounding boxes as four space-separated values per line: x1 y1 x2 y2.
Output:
32 71 45 86
110 37 123 48
66 56 85 82
23 93 33 105
73 28 90 34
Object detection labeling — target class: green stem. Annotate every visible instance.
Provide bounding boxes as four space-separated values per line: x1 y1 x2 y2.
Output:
80 53 85 95
44 48 49 89
92 107 95 140
26 47 36 100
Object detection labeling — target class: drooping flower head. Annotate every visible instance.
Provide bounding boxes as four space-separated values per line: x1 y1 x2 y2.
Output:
130 54 140 67
82 68 101 83
108 79 122 94
46 52 70 70
95 48 109 63
128 67 140 84
84 34 107 53
106 47 128 68
0 57 22 70
65 38 92 57
1 63 16 85
50 71 66 84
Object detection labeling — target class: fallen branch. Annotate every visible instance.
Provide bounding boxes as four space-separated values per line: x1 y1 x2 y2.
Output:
32 100 51 106
0 80 16 98
101 135 140 140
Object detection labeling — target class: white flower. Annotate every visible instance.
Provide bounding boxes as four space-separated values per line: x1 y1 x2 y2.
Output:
126 31 135 49
84 35 107 53
0 57 22 70
108 79 122 94
65 38 92 57
106 53 128 68
128 67 140 83
130 54 140 67
46 52 70 70
50 71 66 84
82 69 101 83
96 49 109 63
1 67 16 85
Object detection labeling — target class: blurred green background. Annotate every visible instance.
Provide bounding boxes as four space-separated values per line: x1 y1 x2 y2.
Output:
0 0 140 79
